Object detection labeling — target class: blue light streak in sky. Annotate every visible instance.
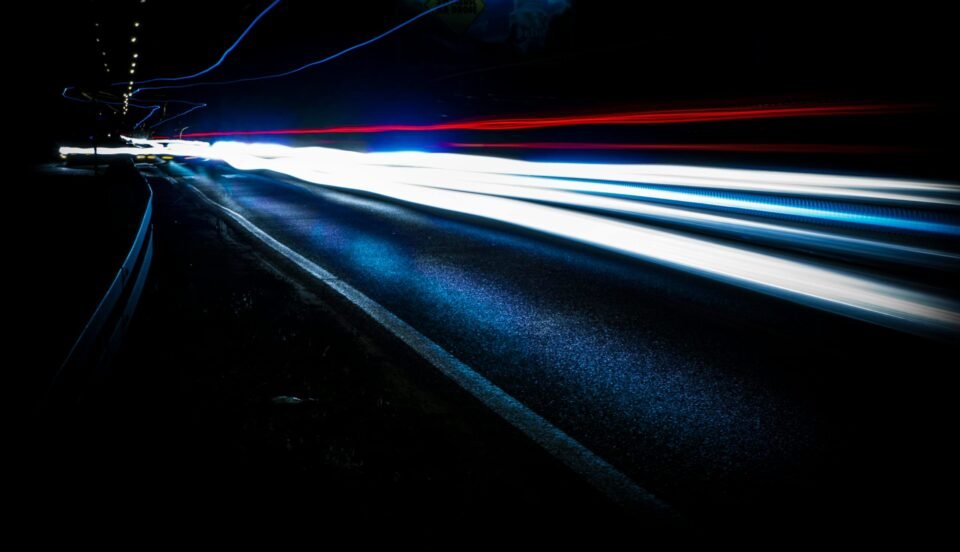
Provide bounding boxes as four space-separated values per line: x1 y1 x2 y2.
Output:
119 0 282 87
133 0 464 94
135 106 161 128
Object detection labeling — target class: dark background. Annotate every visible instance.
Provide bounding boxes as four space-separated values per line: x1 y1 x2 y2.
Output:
15 1 959 535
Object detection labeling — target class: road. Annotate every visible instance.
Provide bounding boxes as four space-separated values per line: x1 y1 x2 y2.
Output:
157 159 954 528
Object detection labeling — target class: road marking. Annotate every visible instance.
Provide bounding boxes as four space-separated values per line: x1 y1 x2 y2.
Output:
181 179 673 517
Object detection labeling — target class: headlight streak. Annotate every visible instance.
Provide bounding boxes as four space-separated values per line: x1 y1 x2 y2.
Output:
61 139 960 335
311 165 960 266
343 162 960 235
358 151 959 205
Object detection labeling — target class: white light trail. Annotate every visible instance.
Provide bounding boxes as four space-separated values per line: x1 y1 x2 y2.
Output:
364 151 960 205
60 139 960 334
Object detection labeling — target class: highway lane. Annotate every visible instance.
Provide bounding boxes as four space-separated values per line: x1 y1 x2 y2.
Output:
161 159 953 527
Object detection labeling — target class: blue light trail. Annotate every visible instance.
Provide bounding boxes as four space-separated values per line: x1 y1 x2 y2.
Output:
119 0 283 87
133 0 464 94
135 105 161 128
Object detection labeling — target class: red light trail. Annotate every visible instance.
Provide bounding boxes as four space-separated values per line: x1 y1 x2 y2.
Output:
445 143 918 154
169 103 914 138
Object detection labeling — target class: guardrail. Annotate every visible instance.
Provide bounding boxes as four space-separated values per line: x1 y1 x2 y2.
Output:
49 165 155 402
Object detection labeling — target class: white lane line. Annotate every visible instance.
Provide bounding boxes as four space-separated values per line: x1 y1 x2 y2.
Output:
181 180 673 516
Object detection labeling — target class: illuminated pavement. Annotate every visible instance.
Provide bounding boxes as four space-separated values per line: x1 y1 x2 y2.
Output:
158 159 955 526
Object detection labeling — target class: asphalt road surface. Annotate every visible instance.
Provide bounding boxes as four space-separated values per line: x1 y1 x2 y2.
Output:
158 159 954 530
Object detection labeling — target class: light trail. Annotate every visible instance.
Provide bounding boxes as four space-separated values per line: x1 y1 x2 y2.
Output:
358 151 960 206
171 104 915 137
134 106 161 128
60 139 960 335
307 165 959 266
381 170 959 234
121 0 283 86
134 0 465 94
445 142 919 154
